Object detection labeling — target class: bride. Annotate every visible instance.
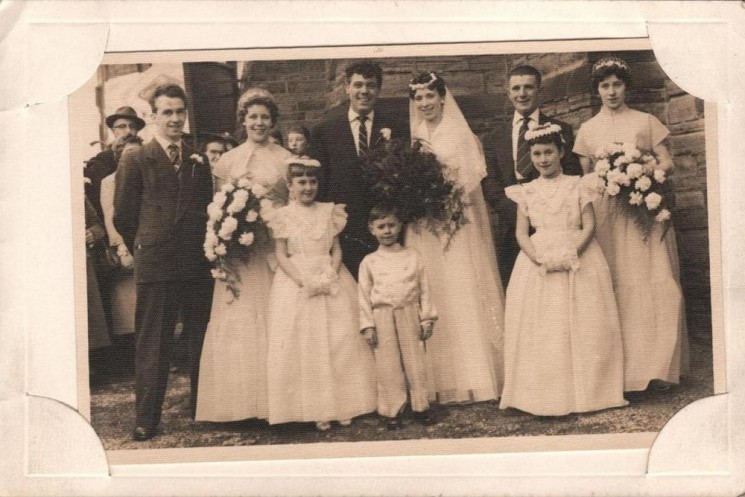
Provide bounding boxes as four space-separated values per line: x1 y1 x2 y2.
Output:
195 88 292 422
405 72 506 404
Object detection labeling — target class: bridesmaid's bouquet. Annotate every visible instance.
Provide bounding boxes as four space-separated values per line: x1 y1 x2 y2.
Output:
364 138 469 248
204 178 274 301
594 142 674 242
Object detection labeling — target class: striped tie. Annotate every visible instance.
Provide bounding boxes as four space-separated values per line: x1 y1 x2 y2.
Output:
167 144 181 171
357 115 369 158
516 117 534 181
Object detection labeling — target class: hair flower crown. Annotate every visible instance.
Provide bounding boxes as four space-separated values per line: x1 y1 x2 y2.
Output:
524 122 564 142
285 155 321 168
592 56 630 75
408 72 438 90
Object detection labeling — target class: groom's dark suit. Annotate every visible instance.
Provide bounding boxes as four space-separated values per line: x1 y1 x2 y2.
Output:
310 105 409 278
114 138 214 429
481 113 581 288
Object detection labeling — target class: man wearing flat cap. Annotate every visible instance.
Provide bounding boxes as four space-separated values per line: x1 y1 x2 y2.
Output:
84 106 146 220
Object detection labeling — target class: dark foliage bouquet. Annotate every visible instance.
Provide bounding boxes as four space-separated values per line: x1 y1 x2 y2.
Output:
594 142 674 242
364 138 469 248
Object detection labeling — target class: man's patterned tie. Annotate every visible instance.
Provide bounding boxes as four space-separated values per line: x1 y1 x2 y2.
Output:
516 117 535 181
167 143 181 171
357 115 369 158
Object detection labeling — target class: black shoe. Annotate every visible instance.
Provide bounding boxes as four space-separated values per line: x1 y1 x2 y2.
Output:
386 418 403 430
412 410 437 426
132 426 156 441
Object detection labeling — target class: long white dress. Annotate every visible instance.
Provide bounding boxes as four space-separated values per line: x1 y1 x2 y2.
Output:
499 174 627 416
574 105 689 392
195 140 292 422
266 202 377 424
405 89 506 404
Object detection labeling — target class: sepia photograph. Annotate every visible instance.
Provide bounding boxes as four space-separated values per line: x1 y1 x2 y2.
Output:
68 38 720 464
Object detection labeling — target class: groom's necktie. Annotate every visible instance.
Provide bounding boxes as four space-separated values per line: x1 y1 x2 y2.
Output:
167 144 181 171
357 115 369 158
516 117 534 181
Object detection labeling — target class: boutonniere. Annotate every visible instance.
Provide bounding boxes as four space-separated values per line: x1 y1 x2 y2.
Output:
190 153 205 165
380 128 392 141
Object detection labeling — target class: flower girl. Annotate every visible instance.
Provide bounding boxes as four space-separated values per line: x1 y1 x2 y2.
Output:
265 157 377 431
499 124 628 416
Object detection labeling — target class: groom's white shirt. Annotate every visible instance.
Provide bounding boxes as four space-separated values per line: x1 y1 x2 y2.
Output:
348 108 375 155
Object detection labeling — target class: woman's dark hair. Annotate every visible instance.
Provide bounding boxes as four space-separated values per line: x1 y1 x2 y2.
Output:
237 95 279 127
408 72 447 99
268 127 284 146
527 130 565 153
368 203 400 224
345 61 383 87
287 124 310 140
286 162 321 182
591 60 633 94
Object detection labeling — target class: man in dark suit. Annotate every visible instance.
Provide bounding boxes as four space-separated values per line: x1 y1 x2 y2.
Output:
481 65 582 288
84 106 145 221
114 84 214 441
309 61 409 278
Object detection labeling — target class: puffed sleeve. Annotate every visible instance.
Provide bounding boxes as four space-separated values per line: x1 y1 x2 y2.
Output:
267 206 290 239
648 113 671 147
504 184 528 217
331 203 348 236
578 173 603 210
572 123 591 158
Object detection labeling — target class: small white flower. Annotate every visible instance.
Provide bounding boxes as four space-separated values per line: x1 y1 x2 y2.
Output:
626 163 644 179
629 191 644 205
635 176 652 192
606 183 621 196
245 209 259 222
615 155 631 167
190 153 204 165
644 192 663 210
595 145 609 159
218 216 238 240
84 177 92 184
238 232 255 246
213 191 227 206
655 208 671 222
220 182 235 193
215 243 227 256
204 231 219 248
210 268 225 279
594 159 611 177
237 177 251 189
380 128 392 141
204 248 217 261
207 202 223 222
251 184 268 198
227 189 249 214
622 143 641 160
654 169 666 184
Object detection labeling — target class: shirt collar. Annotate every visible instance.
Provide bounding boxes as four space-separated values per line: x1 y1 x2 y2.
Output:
512 108 541 127
154 133 182 154
348 108 374 124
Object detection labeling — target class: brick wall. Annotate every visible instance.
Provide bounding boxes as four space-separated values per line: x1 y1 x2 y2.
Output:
240 51 711 333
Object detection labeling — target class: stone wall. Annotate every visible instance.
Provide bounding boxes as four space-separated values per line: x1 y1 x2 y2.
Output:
240 50 711 334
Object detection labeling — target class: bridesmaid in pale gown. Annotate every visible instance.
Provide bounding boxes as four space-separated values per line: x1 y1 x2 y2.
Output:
195 88 292 422
573 56 689 392
404 72 505 404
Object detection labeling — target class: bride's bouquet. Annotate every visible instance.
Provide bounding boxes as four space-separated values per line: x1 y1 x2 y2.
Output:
364 138 469 248
204 178 274 301
594 142 674 242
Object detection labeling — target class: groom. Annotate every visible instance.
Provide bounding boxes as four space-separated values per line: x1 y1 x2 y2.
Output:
481 65 582 288
114 84 214 441
310 61 409 278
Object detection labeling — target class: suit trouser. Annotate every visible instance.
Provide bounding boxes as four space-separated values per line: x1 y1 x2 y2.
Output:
134 278 213 429
372 304 429 418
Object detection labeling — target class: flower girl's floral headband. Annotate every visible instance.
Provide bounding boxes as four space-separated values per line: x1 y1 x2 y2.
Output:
408 72 438 90
592 56 630 76
524 123 565 143
285 156 321 168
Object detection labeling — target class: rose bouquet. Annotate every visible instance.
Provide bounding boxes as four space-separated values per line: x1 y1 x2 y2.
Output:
204 178 274 301
594 142 674 242
364 138 469 248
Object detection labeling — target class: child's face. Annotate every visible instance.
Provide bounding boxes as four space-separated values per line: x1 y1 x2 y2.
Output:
369 215 402 247
288 174 318 205
530 142 563 178
287 132 308 156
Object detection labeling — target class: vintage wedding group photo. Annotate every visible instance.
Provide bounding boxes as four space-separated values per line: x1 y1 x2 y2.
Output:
71 40 717 460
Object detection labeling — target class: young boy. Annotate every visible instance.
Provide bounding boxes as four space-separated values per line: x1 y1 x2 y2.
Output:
357 204 437 429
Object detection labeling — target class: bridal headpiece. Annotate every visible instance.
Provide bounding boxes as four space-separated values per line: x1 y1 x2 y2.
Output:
524 122 564 143
408 72 438 90
285 156 321 168
592 56 630 75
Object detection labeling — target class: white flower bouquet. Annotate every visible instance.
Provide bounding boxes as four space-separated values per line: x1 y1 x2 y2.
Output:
302 262 340 298
204 177 274 301
594 142 674 242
